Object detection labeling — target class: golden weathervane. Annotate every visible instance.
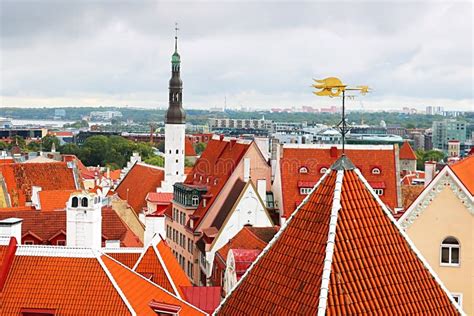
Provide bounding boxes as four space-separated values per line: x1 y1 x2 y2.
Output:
312 77 371 153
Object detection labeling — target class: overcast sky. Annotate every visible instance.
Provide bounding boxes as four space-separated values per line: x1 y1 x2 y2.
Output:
1 0 472 111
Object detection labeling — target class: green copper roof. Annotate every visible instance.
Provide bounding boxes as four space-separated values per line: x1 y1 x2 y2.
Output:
172 51 180 64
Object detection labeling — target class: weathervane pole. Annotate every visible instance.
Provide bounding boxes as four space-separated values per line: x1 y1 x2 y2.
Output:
341 89 345 154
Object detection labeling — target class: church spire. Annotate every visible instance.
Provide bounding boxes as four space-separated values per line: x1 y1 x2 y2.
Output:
166 23 185 124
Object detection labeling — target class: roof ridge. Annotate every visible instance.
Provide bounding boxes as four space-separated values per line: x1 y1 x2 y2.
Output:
152 242 181 298
214 168 332 314
244 226 273 247
96 253 136 315
15 245 96 258
317 169 344 315
353 168 465 315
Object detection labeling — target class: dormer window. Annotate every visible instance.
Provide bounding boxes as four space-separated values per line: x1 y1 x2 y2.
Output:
372 167 381 175
300 187 312 195
320 167 328 174
299 167 308 174
214 179 218 185
192 195 199 206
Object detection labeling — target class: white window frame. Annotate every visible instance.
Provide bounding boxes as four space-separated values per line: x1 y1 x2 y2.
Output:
374 189 384 196
372 167 381 175
440 237 460 267
300 187 312 195
451 293 462 308
192 195 199 206
299 167 308 174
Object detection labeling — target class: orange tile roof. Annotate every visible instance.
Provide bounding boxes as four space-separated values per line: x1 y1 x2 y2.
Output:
116 163 164 213
450 155 474 195
184 138 250 229
185 138 197 156
279 145 399 218
106 251 142 269
401 185 424 211
146 192 173 204
38 190 77 211
0 208 142 247
134 239 192 298
1 251 130 315
0 162 77 207
102 255 205 315
109 169 122 181
217 156 459 315
399 141 417 160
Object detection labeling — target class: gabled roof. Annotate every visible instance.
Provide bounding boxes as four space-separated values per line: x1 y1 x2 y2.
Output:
0 208 142 247
216 156 460 315
37 189 77 211
185 138 197 156
0 240 205 315
279 144 399 218
116 163 164 214
215 226 278 264
183 138 251 229
0 162 77 207
146 192 173 204
133 238 192 299
181 286 221 314
399 164 474 228
399 141 417 160
450 155 474 195
102 248 143 269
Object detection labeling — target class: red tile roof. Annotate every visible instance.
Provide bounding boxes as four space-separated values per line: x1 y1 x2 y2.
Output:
146 192 173 204
0 207 142 247
183 138 251 229
182 286 221 314
279 145 399 218
134 238 192 298
102 255 205 315
217 156 459 315
230 249 261 276
450 155 474 195
185 138 197 156
38 190 77 211
399 141 417 160
116 163 164 214
0 162 77 207
105 251 142 269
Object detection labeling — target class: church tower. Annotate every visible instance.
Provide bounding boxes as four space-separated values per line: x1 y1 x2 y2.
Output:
161 25 186 192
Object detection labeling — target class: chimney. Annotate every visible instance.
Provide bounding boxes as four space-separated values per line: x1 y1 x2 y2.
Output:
257 179 267 206
0 218 23 244
229 139 237 149
330 146 338 158
243 158 251 182
31 186 42 210
424 161 437 187
66 193 102 249
144 214 166 246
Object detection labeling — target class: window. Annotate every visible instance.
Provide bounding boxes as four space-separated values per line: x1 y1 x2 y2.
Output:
299 166 308 174
371 167 381 175
192 195 199 206
374 189 384 196
176 149 179 154
24 240 34 245
300 187 312 195
56 240 66 246
320 167 328 174
81 197 88 207
71 197 78 207
451 293 462 307
441 237 460 266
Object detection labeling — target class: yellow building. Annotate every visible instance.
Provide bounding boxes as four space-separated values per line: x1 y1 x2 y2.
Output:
399 156 474 315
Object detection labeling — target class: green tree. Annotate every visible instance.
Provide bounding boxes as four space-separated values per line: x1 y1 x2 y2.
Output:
27 142 41 152
415 149 446 169
58 143 81 155
81 135 111 166
41 135 60 151
194 142 207 155
0 141 7 150
145 155 164 167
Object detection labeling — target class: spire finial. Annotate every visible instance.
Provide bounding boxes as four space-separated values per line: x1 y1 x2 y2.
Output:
174 22 179 52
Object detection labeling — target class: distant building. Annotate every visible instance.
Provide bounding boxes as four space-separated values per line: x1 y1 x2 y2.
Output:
54 109 66 119
0 117 13 129
426 106 444 115
399 141 417 173
89 110 123 121
432 119 467 153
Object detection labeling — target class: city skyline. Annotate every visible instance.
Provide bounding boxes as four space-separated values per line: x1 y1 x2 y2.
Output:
1 1 472 111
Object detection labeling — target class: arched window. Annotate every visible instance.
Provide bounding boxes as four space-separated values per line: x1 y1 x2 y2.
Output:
299 167 308 174
372 167 381 175
192 195 199 206
71 197 79 208
176 149 179 154
81 197 88 207
440 237 460 266
320 167 328 174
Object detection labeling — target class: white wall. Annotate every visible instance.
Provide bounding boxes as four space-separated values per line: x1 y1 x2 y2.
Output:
144 215 166 246
162 123 186 192
205 184 273 277
66 194 102 249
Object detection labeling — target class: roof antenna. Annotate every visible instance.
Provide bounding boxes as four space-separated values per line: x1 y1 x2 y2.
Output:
312 78 370 155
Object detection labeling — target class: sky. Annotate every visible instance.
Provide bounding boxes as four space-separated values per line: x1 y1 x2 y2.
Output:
0 0 473 111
